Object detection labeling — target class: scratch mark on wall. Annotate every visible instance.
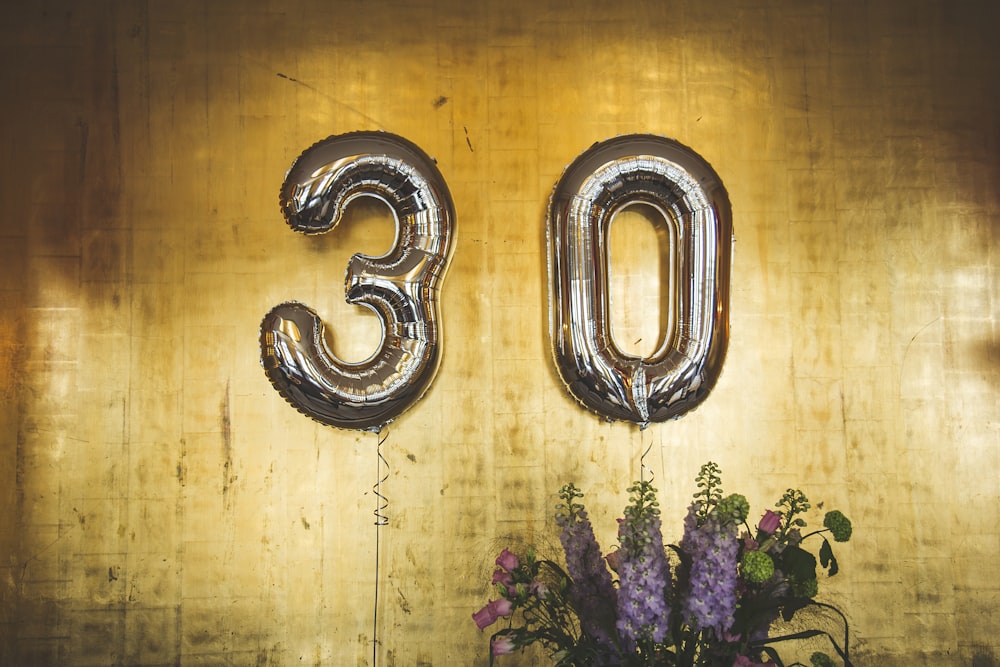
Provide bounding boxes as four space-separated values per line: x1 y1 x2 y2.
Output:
396 587 412 614
275 70 387 130
899 315 943 392
276 72 315 90
463 126 474 152
176 438 187 486
17 501 94 595
221 379 234 507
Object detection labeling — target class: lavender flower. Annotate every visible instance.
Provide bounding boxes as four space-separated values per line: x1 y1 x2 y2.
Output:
680 502 739 636
556 484 619 648
615 481 671 651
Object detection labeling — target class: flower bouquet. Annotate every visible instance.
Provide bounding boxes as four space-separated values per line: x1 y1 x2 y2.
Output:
473 462 853 666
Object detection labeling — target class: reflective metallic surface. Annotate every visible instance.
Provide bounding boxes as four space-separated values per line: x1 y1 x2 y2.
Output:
261 132 455 432
547 135 733 427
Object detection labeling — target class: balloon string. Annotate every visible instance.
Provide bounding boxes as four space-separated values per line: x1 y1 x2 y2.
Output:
639 435 654 485
373 428 390 667
374 429 390 526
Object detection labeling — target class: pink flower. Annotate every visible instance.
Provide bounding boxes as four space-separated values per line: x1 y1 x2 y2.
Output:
472 598 514 630
472 605 494 630
492 597 513 617
758 510 781 535
492 568 516 595
492 569 512 585
496 549 520 572
491 634 516 655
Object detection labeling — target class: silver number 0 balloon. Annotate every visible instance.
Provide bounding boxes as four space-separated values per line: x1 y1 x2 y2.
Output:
260 132 455 432
547 135 733 427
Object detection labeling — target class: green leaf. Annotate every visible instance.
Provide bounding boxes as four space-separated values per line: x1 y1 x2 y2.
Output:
819 538 839 576
780 545 817 583
780 595 813 622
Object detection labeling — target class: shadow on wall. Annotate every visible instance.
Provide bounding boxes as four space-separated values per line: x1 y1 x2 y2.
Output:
973 650 996 667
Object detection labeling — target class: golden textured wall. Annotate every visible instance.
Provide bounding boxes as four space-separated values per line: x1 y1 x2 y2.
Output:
1 0 998 664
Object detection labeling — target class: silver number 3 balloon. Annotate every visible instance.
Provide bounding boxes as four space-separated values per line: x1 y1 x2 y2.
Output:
260 132 455 433
547 135 733 427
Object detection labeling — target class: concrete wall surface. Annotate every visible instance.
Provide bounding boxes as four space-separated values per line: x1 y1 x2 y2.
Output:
1 0 997 664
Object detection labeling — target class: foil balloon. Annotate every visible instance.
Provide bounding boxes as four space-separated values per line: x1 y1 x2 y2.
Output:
260 131 455 432
547 135 733 427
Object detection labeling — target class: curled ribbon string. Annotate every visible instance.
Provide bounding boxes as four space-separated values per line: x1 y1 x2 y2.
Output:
639 435 654 485
374 429 390 526
372 428 390 667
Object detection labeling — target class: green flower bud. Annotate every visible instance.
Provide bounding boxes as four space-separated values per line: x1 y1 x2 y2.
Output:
810 651 836 667
792 577 819 598
716 493 750 524
740 550 775 583
823 510 853 542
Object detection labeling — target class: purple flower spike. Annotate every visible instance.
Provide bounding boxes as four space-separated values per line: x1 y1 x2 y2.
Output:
557 497 618 647
680 503 739 636
615 481 671 650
